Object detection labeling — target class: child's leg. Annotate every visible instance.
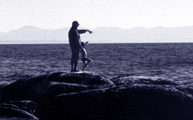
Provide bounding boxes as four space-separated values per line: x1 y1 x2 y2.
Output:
84 58 92 67
82 58 86 71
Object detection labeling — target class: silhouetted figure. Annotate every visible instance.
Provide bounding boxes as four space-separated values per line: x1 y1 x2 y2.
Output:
80 41 92 71
68 21 92 72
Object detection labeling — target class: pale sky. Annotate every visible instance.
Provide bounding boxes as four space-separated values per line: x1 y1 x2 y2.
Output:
1 0 193 32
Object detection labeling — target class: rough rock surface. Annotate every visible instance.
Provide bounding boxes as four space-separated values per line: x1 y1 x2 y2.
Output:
0 103 38 120
1 72 193 120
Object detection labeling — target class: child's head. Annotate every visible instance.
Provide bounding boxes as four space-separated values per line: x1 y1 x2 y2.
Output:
81 42 85 48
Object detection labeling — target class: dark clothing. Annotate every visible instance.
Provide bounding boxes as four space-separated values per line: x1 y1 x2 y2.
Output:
68 28 80 51
68 27 87 51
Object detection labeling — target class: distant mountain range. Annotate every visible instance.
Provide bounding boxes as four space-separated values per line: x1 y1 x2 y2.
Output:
1 25 193 44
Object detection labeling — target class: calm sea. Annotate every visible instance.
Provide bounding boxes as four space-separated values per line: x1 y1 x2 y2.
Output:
1 43 193 86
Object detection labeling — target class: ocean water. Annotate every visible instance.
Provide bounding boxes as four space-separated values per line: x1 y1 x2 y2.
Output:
1 43 193 86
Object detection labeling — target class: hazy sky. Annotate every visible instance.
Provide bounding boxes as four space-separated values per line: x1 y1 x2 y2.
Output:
1 0 193 32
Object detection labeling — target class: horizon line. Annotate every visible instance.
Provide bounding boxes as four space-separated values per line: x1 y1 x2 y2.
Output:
1 42 193 45
1 25 193 33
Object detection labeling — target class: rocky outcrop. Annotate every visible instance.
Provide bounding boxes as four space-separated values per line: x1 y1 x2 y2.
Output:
0 103 38 120
52 86 193 120
1 72 113 102
1 72 193 120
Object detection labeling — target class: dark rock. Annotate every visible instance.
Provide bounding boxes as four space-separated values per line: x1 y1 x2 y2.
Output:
1 103 19 109
1 72 193 120
56 72 114 85
1 72 114 103
0 103 39 120
1 72 114 119
43 85 193 120
111 75 177 86
9 100 37 114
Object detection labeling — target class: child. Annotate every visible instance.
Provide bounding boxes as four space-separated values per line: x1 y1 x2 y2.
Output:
80 41 92 71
